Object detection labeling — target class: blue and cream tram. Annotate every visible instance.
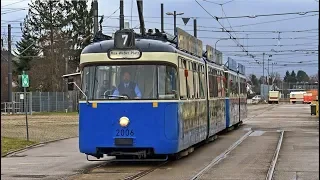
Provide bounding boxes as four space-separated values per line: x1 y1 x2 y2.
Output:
71 28 247 160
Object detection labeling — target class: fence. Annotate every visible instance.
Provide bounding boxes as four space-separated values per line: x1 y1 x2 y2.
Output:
1 91 79 114
1 91 79 143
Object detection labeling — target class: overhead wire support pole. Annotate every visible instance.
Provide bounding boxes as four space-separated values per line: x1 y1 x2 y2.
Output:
93 0 99 34
137 0 145 36
262 52 265 99
8 24 12 104
194 18 197 37
268 58 270 94
174 11 177 36
120 0 124 30
161 3 164 32
50 1 54 90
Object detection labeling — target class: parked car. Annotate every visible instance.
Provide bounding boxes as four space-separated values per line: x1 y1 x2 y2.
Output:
252 95 262 103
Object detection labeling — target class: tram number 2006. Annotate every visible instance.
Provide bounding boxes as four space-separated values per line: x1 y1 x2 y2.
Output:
116 129 134 137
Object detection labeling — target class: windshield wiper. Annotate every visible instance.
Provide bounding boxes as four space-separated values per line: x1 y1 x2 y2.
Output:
108 95 129 99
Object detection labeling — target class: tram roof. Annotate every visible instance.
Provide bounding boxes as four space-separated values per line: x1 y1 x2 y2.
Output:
82 38 176 54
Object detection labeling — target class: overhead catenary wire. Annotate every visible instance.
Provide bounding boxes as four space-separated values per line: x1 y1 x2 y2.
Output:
230 14 318 28
96 9 319 20
1 0 29 8
198 3 319 19
195 0 260 64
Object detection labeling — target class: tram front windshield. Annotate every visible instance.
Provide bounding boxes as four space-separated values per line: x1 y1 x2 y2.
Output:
81 64 178 100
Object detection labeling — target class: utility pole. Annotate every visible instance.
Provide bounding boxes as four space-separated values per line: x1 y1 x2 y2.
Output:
93 0 99 34
317 16 320 103
268 58 270 94
119 0 124 30
137 0 145 35
174 11 177 36
49 1 54 90
262 53 265 98
8 24 12 103
161 3 164 32
194 18 197 37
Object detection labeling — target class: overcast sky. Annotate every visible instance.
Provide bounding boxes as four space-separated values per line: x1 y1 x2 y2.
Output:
1 0 319 77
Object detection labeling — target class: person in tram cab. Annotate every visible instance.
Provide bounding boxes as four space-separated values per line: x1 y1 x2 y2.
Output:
112 71 142 99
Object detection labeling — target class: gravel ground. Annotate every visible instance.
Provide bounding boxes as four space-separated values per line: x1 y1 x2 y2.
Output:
1 114 78 142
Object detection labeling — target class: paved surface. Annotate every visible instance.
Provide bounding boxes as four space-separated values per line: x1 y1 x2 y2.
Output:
246 104 319 180
1 138 110 180
198 131 280 180
2 104 318 180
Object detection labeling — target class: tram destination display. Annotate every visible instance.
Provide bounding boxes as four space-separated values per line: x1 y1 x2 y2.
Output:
108 49 141 59
176 27 203 57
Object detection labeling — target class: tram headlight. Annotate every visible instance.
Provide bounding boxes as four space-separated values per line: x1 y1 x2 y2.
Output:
119 117 130 127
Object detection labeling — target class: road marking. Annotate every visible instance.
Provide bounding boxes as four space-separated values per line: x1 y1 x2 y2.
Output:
249 130 265 136
18 163 39 165
189 130 253 180
243 127 252 131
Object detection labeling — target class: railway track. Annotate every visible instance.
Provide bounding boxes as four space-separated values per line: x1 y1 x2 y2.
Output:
120 105 279 180
122 161 169 180
189 130 254 180
67 160 170 180
188 105 284 180
244 104 278 123
266 130 284 180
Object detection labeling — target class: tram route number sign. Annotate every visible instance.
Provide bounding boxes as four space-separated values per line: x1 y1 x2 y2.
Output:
114 29 135 49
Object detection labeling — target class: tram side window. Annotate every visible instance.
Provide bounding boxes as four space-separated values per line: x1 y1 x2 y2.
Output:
187 61 195 99
224 73 229 97
217 71 222 98
193 62 200 99
233 75 239 96
158 65 178 99
179 59 188 99
229 75 235 97
212 69 218 97
81 66 95 100
198 64 205 99
208 67 214 98
241 78 246 96
239 80 242 96
220 74 225 97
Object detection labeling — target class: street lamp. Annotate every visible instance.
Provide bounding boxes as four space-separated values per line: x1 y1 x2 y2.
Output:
166 11 184 36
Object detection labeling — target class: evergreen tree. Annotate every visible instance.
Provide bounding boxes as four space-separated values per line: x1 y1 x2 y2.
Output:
290 70 297 83
296 70 309 83
13 18 40 75
66 0 94 71
284 70 290 82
